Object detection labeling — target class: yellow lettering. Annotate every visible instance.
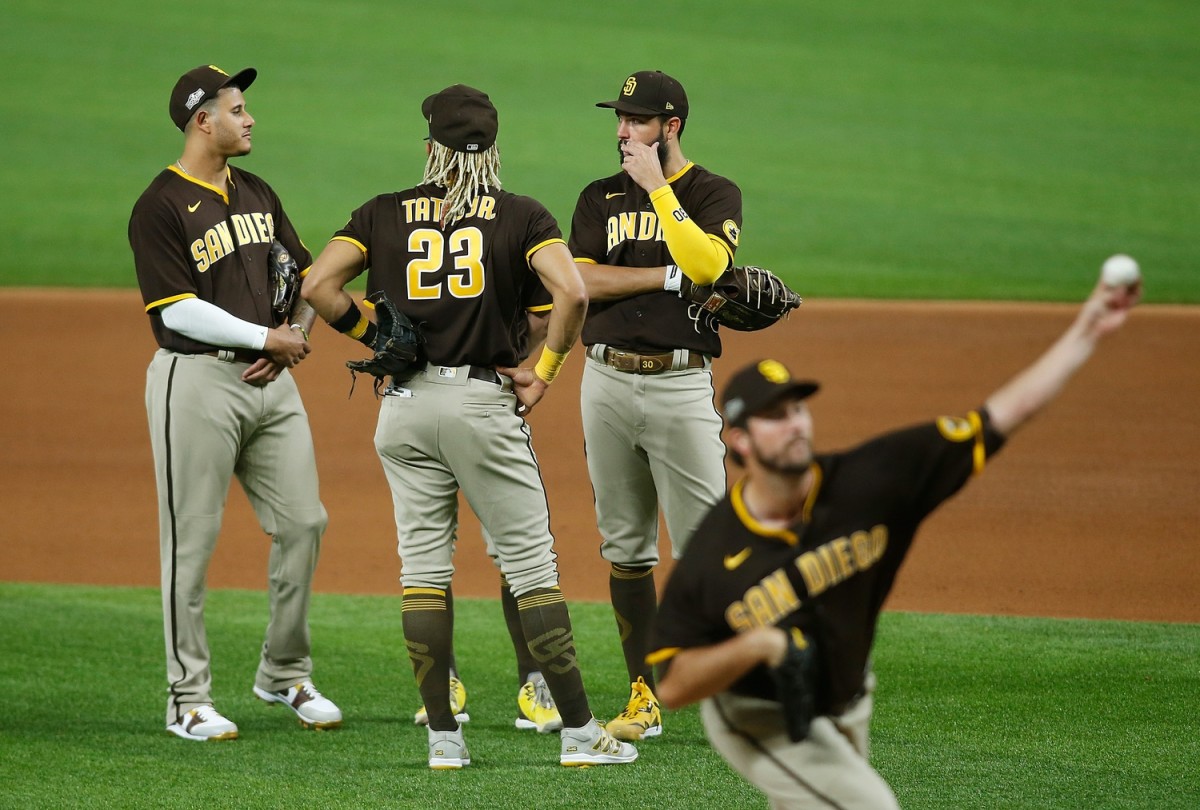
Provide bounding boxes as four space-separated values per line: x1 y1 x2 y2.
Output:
816 545 846 586
831 537 855 579
761 569 801 617
637 212 658 240
850 531 873 569
796 552 829 597
465 195 496 220
872 524 888 561
265 213 275 241
253 212 271 243
745 587 775 628
725 601 753 634
402 199 417 222
191 240 209 272
231 214 253 246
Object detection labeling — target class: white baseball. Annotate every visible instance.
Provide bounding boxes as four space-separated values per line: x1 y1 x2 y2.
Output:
1101 254 1140 287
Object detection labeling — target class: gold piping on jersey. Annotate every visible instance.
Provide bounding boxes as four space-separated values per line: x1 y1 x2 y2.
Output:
731 478 800 545
524 237 567 266
330 234 368 256
645 646 680 666
935 411 987 476
800 462 823 524
167 164 231 205
145 292 197 313
969 410 986 475
664 161 695 185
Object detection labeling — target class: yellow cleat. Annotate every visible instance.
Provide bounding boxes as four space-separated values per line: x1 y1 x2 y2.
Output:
515 678 564 733
414 676 470 726
605 677 662 741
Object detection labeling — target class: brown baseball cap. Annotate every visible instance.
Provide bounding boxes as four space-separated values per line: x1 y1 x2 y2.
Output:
721 359 820 427
596 70 688 119
169 64 257 132
426 84 498 152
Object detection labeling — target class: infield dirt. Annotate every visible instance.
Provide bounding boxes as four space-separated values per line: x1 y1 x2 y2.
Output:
3 290 1197 623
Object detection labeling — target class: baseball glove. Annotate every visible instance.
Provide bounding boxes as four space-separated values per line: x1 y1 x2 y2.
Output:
679 265 802 332
768 627 820 743
345 291 423 380
268 240 299 317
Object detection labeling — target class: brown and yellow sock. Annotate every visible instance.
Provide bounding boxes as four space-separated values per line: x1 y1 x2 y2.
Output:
500 574 540 686
516 586 591 728
610 563 657 690
402 587 456 731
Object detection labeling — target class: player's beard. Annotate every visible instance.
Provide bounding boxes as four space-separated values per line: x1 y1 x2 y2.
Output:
748 435 813 477
616 123 670 168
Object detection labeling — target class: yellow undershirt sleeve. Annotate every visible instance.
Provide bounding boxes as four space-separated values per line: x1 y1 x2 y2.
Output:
649 185 728 285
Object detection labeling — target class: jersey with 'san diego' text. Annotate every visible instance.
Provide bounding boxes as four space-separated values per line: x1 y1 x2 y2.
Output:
649 410 1006 713
332 184 560 368
129 165 311 354
569 162 741 356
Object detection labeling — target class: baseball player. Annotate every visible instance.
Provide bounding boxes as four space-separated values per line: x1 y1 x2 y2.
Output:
568 70 741 740
648 276 1143 807
129 64 341 741
402 95 564 735
301 84 635 769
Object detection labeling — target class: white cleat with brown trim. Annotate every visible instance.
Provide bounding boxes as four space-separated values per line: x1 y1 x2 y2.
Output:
166 705 239 741
253 680 343 729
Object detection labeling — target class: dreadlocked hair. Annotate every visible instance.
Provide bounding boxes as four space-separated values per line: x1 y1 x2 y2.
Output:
422 142 502 226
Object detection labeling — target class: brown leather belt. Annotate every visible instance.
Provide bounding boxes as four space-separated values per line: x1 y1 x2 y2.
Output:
201 349 264 364
600 347 707 375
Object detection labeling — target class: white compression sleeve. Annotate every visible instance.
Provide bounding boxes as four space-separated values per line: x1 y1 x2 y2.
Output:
159 298 269 350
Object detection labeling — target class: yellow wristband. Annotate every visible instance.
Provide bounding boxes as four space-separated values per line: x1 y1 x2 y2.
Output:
533 347 570 384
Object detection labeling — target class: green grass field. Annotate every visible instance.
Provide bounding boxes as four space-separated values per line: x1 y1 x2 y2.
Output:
1 0 1196 300
2 3 1197 807
1 583 1197 809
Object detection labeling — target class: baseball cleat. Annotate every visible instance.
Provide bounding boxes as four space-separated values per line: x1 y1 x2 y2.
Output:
428 727 471 770
166 705 239 741
414 676 470 726
515 678 564 733
253 680 342 730
605 677 662 741
560 717 638 766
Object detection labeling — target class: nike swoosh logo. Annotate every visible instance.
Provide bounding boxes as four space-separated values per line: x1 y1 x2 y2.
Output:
187 201 201 212
605 192 626 200
723 548 752 570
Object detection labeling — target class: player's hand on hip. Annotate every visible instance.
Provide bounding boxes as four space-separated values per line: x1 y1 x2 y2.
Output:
263 323 311 368
620 140 667 192
497 365 548 417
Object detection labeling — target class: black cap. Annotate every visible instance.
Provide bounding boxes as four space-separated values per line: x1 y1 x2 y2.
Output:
421 93 436 141
721 359 820 427
426 84 498 152
169 64 256 132
596 70 688 119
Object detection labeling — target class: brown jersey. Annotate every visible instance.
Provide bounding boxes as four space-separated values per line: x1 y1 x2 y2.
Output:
650 410 1006 713
569 162 741 356
129 165 311 353
332 184 561 367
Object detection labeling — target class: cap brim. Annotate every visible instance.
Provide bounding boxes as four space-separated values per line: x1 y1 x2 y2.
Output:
726 381 821 426
596 99 667 116
224 67 257 93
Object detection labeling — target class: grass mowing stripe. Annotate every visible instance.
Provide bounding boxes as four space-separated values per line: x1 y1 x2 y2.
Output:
2 583 1196 808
